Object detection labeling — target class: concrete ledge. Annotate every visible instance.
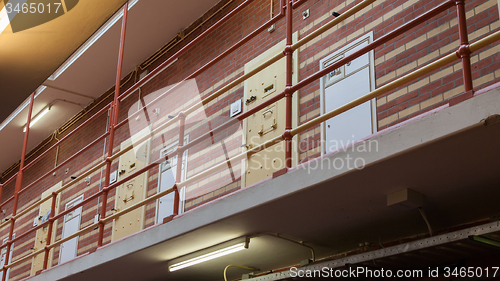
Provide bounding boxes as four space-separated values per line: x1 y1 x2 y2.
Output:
28 85 500 281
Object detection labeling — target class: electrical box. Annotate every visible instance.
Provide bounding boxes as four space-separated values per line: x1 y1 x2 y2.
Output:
387 188 424 210
111 138 150 242
230 99 242 117
139 70 149 80
243 33 299 187
31 182 61 276
110 170 118 184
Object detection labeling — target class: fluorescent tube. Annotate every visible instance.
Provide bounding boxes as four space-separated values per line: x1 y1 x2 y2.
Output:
169 243 247 272
23 107 50 132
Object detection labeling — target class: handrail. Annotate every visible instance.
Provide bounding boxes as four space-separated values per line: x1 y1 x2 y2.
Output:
116 0 258 101
108 50 286 179
290 0 455 93
291 0 376 51
21 103 111 172
0 172 17 188
115 9 286 130
0 0 498 277
292 53 459 135
0 0 284 256
19 132 109 196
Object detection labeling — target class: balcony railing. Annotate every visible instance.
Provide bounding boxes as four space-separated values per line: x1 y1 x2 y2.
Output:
0 0 498 278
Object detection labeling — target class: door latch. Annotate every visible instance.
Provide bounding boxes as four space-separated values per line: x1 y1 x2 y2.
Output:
246 96 257 105
258 118 277 136
330 68 341 77
262 108 273 116
123 191 135 203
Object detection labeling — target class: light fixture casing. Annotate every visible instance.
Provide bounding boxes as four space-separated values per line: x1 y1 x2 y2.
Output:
168 237 250 272
23 106 50 132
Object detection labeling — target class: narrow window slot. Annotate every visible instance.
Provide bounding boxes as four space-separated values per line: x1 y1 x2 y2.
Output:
264 84 274 93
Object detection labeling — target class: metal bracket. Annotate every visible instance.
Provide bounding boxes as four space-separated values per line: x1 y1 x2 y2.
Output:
258 118 277 136
246 95 257 105
123 191 135 203
262 108 273 116
302 9 310 19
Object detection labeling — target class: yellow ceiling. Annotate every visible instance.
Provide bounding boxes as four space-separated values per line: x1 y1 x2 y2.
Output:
0 0 127 122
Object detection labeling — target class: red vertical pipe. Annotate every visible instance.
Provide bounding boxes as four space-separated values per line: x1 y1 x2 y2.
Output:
99 1 129 247
2 92 35 280
42 192 57 270
283 0 294 169
173 113 185 216
455 0 473 93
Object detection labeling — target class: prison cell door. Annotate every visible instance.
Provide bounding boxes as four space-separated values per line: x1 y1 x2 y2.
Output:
243 33 299 187
156 141 188 223
0 235 14 281
31 182 61 275
321 34 376 154
59 195 83 264
112 139 150 242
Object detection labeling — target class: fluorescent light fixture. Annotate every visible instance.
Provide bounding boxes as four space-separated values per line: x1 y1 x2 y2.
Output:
23 106 50 132
168 237 249 272
0 86 45 133
468 235 500 249
48 0 139 81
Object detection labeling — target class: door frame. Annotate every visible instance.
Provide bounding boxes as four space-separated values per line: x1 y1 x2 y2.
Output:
31 182 61 275
241 31 299 187
319 31 377 155
111 137 151 242
58 194 84 264
155 135 189 223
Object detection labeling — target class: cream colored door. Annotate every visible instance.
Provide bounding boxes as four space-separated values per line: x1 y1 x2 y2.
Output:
31 182 61 275
243 33 299 187
112 139 150 241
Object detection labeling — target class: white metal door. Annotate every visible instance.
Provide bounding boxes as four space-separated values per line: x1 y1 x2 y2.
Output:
59 196 83 264
0 235 14 281
324 67 372 148
321 33 377 154
157 138 188 223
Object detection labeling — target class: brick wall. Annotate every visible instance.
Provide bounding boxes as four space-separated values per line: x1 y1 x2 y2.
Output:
0 0 499 279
